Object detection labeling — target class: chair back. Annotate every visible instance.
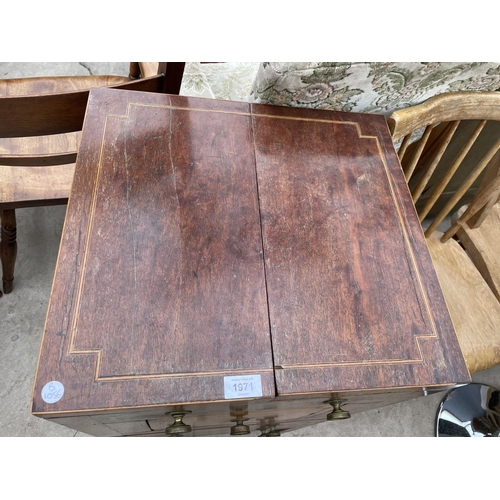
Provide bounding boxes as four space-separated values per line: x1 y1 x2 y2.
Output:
387 91 500 240
0 63 186 166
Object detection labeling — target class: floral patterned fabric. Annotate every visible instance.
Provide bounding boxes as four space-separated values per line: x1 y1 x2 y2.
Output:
247 62 500 116
180 62 260 101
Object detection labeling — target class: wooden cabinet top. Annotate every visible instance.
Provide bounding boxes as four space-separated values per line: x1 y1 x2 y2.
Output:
32 88 470 418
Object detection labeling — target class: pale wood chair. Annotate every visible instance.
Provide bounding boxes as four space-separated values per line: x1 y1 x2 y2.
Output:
452 183 500 303
388 91 500 374
0 63 185 296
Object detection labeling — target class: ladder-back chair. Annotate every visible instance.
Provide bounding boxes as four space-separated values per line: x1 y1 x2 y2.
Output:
0 63 186 296
388 91 500 374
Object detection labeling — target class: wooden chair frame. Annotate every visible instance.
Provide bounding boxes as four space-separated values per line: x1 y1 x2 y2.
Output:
388 91 500 374
0 63 185 296
388 91 500 239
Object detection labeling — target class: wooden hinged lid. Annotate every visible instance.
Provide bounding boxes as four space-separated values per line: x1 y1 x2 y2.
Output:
32 89 469 417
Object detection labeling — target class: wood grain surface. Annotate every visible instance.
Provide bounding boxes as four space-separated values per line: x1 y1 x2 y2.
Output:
251 104 469 395
32 88 470 435
32 90 275 416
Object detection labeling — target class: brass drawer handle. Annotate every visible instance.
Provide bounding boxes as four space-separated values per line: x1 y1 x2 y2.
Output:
325 399 351 420
230 418 251 436
165 411 192 436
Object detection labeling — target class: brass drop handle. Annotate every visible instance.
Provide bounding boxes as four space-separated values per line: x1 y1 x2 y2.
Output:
230 418 251 436
165 411 192 436
325 399 351 420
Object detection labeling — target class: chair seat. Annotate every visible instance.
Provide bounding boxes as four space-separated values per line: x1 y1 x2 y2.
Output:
426 231 500 373
456 202 500 302
0 163 75 209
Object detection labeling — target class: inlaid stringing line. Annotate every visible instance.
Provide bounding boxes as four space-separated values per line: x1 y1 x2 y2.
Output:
67 102 438 380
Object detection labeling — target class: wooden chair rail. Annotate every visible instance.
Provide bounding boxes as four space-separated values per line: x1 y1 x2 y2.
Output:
0 152 77 167
388 91 500 141
0 75 165 138
0 75 129 97
388 90 500 375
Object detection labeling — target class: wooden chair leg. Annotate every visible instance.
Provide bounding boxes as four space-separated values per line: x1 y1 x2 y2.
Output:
1 209 17 294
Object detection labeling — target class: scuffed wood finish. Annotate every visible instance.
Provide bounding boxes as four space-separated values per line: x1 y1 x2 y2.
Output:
32 89 275 418
72 94 271 380
251 104 469 395
32 89 469 436
45 385 445 437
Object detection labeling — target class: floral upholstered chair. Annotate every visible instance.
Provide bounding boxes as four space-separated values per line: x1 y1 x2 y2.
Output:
180 62 500 115
180 62 261 100
247 62 500 116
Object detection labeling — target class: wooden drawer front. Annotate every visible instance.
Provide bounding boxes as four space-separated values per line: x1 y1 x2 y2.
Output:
45 386 451 436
